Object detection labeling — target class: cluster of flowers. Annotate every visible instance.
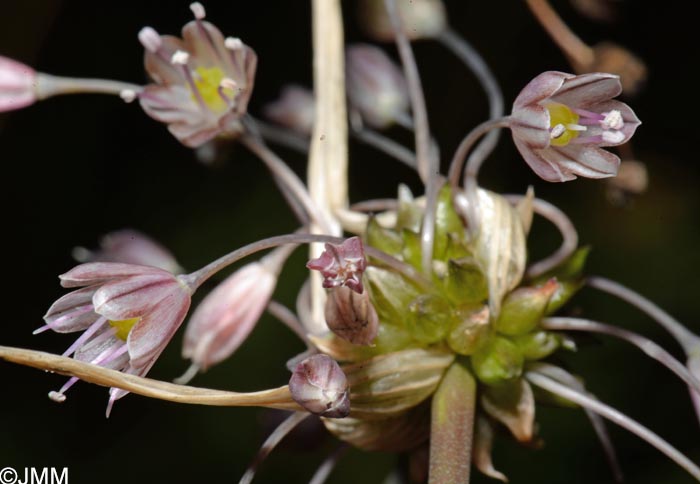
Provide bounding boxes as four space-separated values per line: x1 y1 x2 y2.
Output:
1 1 698 483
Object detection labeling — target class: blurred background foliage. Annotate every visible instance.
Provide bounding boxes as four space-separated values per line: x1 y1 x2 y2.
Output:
0 1 698 483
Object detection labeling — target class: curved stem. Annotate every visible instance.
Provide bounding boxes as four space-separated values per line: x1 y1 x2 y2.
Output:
0 346 301 410
526 370 700 481
542 317 700 394
267 300 313 349
529 362 624 482
504 195 579 278
240 135 330 232
350 198 399 213
587 276 700 354
449 117 511 189
239 412 310 484
248 116 309 155
524 0 595 70
438 28 504 188
183 233 430 292
35 73 142 100
308 444 349 484
421 177 441 275
352 125 418 169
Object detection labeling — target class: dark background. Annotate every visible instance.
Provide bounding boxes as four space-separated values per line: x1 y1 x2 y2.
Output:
1 1 698 483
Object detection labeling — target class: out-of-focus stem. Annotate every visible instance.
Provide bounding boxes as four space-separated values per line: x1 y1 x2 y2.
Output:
35 73 142 99
524 0 594 70
437 28 504 188
0 346 302 410
352 125 418 169
526 371 700 481
267 300 313 348
308 444 349 484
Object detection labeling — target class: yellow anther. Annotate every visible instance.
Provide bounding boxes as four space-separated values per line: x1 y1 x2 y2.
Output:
109 317 140 341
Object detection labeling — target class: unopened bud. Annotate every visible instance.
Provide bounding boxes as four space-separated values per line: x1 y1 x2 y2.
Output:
289 354 350 418
357 0 447 42
495 279 559 336
263 85 315 135
325 286 379 346
346 44 409 129
589 42 647 96
0 55 37 112
307 237 367 294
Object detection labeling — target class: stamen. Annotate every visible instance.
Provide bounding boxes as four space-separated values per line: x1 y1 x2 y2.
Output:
61 317 108 357
225 37 244 50
138 26 162 53
217 78 237 105
120 89 137 103
550 123 566 139
565 123 587 132
189 2 206 20
171 50 190 66
32 325 52 335
602 110 624 130
48 390 68 403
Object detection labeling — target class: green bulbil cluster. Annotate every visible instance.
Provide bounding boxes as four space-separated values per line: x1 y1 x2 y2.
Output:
363 185 587 386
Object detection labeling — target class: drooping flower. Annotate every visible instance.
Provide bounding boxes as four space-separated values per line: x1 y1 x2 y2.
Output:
137 3 257 147
180 260 277 375
346 44 410 129
306 237 367 294
510 71 640 182
37 263 192 415
357 0 447 42
263 85 315 135
72 229 183 274
0 55 37 112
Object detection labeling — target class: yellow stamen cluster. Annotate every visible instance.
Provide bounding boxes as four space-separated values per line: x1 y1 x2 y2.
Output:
193 66 235 113
546 102 580 147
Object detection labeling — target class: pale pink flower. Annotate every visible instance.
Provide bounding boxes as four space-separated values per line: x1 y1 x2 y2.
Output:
289 354 350 418
306 237 367 294
137 3 257 147
37 263 192 415
263 85 315 135
181 261 276 373
0 55 37 112
510 71 640 182
346 44 410 128
72 229 183 274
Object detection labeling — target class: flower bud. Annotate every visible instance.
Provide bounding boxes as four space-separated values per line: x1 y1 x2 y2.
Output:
346 44 409 129
263 84 315 135
494 279 559 336
511 330 561 360
289 354 350 418
307 237 367 294
0 55 37 112
357 0 447 42
407 294 452 344
182 261 276 370
324 286 379 346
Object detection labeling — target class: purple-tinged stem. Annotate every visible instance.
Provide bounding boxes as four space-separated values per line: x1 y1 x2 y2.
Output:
350 198 399 213
586 276 700 353
182 233 431 292
248 116 310 155
267 300 313 349
526 370 700 481
308 444 349 484
351 125 418 170
504 195 579 278
238 412 310 484
541 317 700 394
35 74 142 100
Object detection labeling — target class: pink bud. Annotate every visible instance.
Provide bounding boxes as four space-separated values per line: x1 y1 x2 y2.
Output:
182 262 276 370
0 55 37 112
263 85 315 135
289 354 350 418
324 286 378 345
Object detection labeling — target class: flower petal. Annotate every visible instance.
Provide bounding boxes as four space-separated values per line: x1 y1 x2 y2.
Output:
92 272 182 320
512 137 574 182
588 99 641 146
181 20 228 69
43 286 99 333
552 72 622 108
513 71 569 109
143 35 188 86
126 289 191 371
59 262 164 288
555 145 620 178
509 104 551 149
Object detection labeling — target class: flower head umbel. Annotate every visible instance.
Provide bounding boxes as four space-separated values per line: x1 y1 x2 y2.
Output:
137 3 257 147
38 263 192 415
306 236 367 294
0 55 37 112
510 71 640 182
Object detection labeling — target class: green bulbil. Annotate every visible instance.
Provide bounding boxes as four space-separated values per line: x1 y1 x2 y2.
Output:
545 279 583 315
541 246 590 281
443 233 471 261
366 216 403 257
372 321 415 353
494 279 558 336
444 257 488 307
447 306 490 355
407 294 454 344
511 331 560 360
396 184 423 232
401 229 422 270
366 266 421 328
471 336 524 385
433 185 465 260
